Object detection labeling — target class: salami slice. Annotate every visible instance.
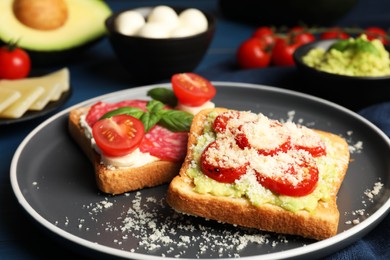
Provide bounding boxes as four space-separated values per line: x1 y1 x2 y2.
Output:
85 100 147 127
85 100 188 162
140 125 188 162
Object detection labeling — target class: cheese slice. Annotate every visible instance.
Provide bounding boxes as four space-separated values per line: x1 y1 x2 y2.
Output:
0 85 44 118
0 68 70 111
0 88 21 113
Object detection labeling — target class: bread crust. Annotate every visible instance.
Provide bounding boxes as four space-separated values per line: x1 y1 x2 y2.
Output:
68 107 181 195
166 108 350 240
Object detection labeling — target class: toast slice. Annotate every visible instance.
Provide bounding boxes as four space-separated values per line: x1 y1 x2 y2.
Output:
166 108 350 240
68 107 182 195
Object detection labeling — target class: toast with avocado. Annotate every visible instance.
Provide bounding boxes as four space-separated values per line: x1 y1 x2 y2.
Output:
166 108 350 240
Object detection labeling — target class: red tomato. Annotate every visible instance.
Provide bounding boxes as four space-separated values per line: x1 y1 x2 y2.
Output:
252 26 277 47
271 37 301 66
237 38 271 69
364 27 389 45
255 154 319 197
213 111 240 133
0 44 31 79
92 114 145 157
200 141 249 183
171 72 216 107
292 32 316 44
320 28 349 40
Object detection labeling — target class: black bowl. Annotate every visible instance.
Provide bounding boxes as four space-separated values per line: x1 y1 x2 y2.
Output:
105 6 216 84
293 39 390 111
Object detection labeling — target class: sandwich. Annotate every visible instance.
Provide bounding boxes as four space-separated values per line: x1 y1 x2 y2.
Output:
166 108 350 240
68 73 217 195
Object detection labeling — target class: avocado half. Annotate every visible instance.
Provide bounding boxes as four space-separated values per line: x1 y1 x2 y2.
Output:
0 0 112 65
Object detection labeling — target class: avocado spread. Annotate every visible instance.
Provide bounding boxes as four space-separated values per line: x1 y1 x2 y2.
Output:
186 111 340 213
303 34 390 77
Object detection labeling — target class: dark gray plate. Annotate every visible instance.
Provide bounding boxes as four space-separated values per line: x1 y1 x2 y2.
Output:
10 82 390 259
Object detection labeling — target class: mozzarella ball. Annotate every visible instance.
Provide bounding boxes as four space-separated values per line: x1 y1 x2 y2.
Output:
115 10 145 36
179 8 208 34
136 23 171 38
170 24 197 37
147 5 179 31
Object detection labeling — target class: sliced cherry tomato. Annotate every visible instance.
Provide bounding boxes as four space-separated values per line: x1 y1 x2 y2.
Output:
234 123 291 156
171 73 216 107
92 114 145 157
0 43 31 79
255 152 319 197
320 28 349 40
213 111 240 133
201 141 248 183
364 27 389 45
236 38 272 69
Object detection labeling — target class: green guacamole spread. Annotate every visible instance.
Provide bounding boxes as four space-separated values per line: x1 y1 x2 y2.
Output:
303 34 390 77
186 111 342 213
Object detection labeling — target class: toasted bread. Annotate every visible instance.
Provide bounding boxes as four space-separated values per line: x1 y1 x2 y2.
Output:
68 107 182 195
166 108 350 240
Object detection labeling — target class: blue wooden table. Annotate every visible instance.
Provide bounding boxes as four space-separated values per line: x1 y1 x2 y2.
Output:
1 0 389 259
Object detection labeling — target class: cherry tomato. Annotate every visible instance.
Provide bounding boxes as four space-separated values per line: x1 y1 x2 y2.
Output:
237 38 271 69
213 111 240 133
288 27 316 44
0 44 31 79
252 26 277 47
292 32 315 45
200 141 249 183
255 153 319 197
364 27 389 45
271 37 302 66
171 72 216 107
92 114 145 157
320 28 349 40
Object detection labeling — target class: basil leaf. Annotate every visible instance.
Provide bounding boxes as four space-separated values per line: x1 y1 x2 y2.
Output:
146 99 165 114
147 87 178 107
140 111 161 132
99 106 144 120
355 38 380 57
158 109 194 132
329 39 351 52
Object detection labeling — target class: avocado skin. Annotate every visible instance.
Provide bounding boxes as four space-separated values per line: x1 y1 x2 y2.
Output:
219 0 358 26
0 0 111 66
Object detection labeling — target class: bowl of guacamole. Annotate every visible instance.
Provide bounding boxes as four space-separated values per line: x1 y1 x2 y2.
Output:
293 34 390 111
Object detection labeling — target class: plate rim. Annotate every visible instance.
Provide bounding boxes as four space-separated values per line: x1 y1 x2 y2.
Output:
10 81 390 259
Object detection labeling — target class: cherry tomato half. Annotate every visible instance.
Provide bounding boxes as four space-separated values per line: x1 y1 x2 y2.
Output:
92 114 145 157
171 73 216 107
201 141 249 183
255 153 319 197
0 44 31 79
236 38 271 69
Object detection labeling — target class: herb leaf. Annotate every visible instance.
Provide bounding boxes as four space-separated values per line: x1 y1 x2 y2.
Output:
158 109 194 132
147 87 178 107
99 106 144 120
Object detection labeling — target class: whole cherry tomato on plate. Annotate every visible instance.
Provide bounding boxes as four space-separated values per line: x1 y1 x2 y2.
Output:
320 27 350 40
0 43 31 79
171 72 216 107
236 38 272 69
363 27 389 45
